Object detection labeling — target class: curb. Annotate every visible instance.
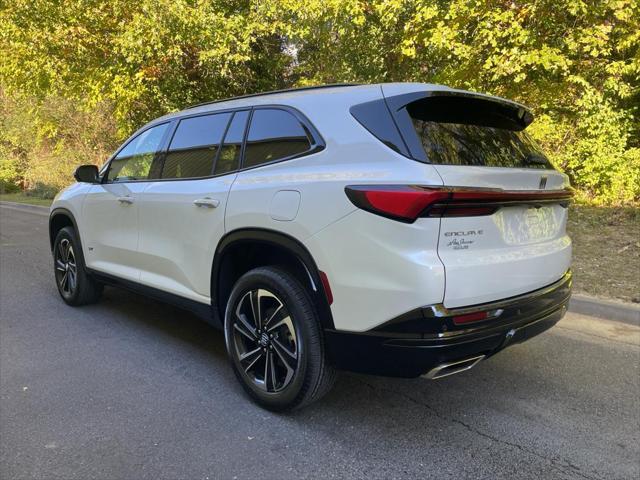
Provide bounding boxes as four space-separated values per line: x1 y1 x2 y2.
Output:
569 294 640 326
0 201 50 214
2 200 638 325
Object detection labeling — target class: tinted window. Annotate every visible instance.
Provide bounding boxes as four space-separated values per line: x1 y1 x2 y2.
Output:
108 123 170 182
407 96 551 168
162 113 231 179
411 120 551 169
244 109 311 168
215 110 249 175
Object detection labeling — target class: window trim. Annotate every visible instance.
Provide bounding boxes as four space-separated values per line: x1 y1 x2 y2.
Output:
212 109 251 177
101 104 324 184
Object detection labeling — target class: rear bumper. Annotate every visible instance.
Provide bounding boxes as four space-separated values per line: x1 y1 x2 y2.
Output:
324 271 571 377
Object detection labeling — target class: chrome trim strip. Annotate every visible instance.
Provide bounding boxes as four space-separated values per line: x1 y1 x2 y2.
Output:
424 270 572 319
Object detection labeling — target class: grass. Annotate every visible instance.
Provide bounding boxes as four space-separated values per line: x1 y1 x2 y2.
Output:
1 190 638 303
567 203 639 304
0 192 53 206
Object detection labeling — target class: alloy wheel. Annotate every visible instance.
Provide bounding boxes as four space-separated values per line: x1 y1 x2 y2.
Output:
231 289 298 393
55 238 77 296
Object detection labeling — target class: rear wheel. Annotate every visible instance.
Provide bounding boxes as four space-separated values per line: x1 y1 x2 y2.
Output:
224 266 336 411
53 226 103 305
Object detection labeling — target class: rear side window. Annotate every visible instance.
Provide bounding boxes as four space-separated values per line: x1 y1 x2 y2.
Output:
215 110 249 175
162 113 231 179
244 109 311 168
407 96 551 169
107 123 170 182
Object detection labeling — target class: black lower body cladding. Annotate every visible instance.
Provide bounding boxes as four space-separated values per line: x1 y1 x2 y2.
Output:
324 271 572 378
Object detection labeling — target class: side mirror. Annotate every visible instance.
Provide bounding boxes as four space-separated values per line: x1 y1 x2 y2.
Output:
74 165 99 183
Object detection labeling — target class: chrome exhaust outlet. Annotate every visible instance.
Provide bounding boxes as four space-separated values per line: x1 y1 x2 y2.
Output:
423 355 486 380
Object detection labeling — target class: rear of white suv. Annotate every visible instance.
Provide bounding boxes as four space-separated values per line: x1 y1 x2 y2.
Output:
49 83 572 410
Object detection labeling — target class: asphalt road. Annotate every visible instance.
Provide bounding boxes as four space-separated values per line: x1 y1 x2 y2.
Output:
1 204 639 480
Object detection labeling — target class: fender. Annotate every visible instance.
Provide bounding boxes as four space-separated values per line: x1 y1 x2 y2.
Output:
211 228 335 330
49 207 81 251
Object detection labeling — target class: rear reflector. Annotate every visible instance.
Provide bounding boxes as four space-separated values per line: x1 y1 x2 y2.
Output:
452 311 489 325
345 185 573 223
319 270 333 305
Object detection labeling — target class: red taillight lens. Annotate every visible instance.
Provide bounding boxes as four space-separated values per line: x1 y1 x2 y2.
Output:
344 185 450 222
345 185 573 223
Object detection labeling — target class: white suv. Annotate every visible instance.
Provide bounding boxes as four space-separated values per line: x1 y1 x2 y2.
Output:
50 83 572 410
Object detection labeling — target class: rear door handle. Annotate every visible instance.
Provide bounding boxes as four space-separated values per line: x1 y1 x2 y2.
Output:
117 196 134 205
193 198 220 208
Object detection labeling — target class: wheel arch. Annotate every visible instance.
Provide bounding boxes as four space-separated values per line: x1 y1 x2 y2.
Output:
211 228 335 330
49 208 80 251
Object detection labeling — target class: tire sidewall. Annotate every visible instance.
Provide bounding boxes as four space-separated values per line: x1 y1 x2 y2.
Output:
224 268 318 409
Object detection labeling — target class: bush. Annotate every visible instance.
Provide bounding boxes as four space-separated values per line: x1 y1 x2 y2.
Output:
0 91 119 197
528 88 640 204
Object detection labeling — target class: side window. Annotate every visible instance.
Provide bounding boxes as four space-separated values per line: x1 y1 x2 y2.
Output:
244 109 312 168
107 123 169 182
215 110 249 175
161 112 232 179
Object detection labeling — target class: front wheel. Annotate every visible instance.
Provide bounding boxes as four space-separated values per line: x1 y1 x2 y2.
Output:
53 226 103 306
224 266 336 411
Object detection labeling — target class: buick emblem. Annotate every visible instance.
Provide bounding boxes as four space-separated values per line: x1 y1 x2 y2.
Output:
539 176 548 190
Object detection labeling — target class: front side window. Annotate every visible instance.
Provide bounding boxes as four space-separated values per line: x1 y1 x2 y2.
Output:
162 112 232 179
107 123 170 182
244 109 311 168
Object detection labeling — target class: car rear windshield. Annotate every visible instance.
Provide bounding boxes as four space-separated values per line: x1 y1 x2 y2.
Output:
407 96 552 169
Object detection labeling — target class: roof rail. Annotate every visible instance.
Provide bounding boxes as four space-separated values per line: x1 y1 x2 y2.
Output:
185 83 361 110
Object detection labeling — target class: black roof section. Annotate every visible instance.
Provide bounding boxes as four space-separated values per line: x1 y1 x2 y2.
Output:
185 83 361 110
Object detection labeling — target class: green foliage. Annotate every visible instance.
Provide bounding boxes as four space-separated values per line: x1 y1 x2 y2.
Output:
0 91 118 192
0 0 638 203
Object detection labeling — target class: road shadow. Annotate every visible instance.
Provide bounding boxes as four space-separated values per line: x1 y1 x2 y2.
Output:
88 283 570 425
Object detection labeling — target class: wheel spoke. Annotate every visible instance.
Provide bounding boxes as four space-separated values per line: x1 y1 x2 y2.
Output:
239 346 262 362
268 351 278 391
272 337 297 361
266 315 296 347
272 344 295 386
263 303 283 329
235 313 257 340
60 271 68 292
68 270 77 291
55 259 66 272
234 322 256 342
250 290 262 330
263 350 272 391
243 350 264 374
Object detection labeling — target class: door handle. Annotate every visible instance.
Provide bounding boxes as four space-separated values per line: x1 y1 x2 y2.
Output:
117 196 134 205
193 198 220 208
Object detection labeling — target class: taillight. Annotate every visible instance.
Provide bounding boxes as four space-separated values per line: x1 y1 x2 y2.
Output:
344 185 450 222
345 185 573 223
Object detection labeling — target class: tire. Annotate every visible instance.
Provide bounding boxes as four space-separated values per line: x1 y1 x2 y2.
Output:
224 266 336 411
53 226 103 306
